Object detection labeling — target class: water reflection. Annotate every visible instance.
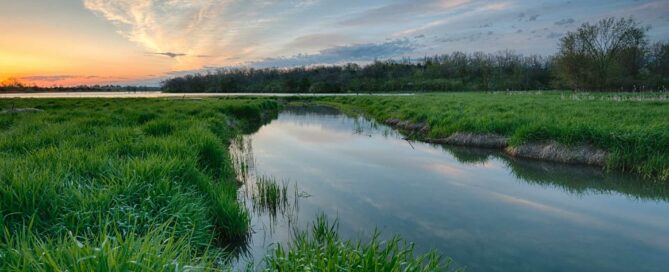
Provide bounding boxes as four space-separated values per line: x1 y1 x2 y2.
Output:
230 106 669 272
438 144 669 202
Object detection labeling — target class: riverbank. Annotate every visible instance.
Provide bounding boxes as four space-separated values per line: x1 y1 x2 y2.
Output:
314 92 669 181
0 98 447 271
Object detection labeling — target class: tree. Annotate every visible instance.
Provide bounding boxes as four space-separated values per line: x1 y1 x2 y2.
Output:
555 17 648 91
647 41 669 89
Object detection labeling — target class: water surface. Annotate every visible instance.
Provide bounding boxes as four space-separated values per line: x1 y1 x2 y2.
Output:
232 106 669 272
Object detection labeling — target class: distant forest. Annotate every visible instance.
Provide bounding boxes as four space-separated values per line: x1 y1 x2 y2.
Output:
163 17 669 93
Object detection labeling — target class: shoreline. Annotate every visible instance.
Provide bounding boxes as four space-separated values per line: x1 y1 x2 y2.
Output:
385 119 610 167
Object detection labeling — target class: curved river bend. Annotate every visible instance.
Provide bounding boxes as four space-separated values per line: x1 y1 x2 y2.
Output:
231 106 669 272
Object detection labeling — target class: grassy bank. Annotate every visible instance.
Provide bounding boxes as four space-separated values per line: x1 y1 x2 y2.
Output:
0 98 447 271
316 92 669 181
0 98 278 270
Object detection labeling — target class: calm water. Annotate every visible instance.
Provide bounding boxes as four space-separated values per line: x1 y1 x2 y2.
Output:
231 106 669 272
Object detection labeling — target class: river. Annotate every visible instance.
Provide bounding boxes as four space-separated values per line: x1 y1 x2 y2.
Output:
230 106 669 272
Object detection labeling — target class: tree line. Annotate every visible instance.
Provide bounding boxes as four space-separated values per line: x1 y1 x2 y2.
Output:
163 17 668 93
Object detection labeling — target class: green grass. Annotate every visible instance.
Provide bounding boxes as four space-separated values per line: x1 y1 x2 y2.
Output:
263 214 457 272
0 98 278 271
0 98 452 271
252 176 290 217
316 91 669 181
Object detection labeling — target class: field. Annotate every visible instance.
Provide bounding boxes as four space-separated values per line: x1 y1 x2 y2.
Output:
0 98 446 271
318 92 669 181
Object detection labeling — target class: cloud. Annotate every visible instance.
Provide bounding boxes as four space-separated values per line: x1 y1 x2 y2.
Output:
19 75 114 82
394 2 513 37
554 18 575 26
292 0 320 8
286 33 356 49
340 0 471 26
152 52 211 58
83 0 250 68
154 52 186 58
17 75 130 86
546 32 563 39
436 32 486 43
20 75 80 82
250 39 416 68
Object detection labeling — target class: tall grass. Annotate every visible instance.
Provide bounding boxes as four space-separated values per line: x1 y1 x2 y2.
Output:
0 98 277 271
263 215 457 272
318 92 669 181
253 177 289 214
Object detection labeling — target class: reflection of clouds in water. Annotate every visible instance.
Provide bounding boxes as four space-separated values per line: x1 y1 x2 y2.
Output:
489 191 602 226
240 108 669 271
279 123 353 144
278 112 402 139
425 163 467 178
490 186 669 250
478 158 507 171
486 191 669 251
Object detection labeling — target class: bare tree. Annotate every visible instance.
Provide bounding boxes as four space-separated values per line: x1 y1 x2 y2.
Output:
555 17 648 91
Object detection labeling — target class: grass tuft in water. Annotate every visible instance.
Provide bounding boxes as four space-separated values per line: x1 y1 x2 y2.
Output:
263 214 459 272
252 176 290 217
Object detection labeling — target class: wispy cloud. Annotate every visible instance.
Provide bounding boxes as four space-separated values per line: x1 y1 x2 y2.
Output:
340 0 472 26
286 33 357 49
250 39 416 68
394 1 513 37
151 52 211 58
20 75 81 82
18 75 128 86
153 52 186 58
554 18 575 26
83 0 254 69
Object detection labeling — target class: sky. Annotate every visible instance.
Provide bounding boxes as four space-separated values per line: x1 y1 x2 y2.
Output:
1 0 668 87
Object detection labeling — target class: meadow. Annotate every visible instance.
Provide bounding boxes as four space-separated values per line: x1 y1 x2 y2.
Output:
317 91 669 181
0 98 446 271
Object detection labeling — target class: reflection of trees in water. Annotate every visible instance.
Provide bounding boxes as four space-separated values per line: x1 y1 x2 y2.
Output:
282 105 341 116
439 144 669 202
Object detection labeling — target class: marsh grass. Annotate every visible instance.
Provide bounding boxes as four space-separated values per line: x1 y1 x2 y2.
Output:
252 176 290 217
0 98 277 271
